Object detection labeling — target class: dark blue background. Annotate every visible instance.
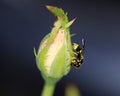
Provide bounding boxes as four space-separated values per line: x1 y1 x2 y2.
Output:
0 0 120 96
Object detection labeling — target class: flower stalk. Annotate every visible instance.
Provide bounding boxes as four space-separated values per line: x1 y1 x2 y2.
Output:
42 81 56 96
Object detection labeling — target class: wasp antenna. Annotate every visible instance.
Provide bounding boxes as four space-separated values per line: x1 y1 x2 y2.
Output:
82 38 85 48
81 38 85 55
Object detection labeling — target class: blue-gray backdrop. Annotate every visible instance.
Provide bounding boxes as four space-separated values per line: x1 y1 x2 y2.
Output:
0 0 120 96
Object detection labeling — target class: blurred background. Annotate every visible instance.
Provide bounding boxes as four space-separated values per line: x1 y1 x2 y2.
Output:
0 0 120 96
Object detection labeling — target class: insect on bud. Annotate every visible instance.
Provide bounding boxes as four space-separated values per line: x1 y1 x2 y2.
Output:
34 5 75 83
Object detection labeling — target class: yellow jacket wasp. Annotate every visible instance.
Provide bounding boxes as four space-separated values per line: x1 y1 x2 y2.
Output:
71 38 85 68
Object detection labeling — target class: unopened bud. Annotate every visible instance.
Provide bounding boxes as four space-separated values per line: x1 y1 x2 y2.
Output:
34 5 75 83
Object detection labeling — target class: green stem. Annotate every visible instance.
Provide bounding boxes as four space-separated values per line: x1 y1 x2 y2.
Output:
41 81 56 96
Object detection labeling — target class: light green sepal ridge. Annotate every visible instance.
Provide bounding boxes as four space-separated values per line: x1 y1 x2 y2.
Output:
49 44 70 80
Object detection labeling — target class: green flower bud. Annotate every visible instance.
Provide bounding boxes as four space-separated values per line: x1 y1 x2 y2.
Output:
34 5 75 83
